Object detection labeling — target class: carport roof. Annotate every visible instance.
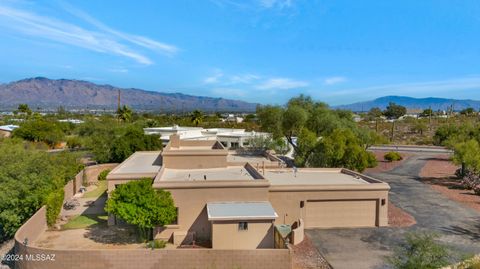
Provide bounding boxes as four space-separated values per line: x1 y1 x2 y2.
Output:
207 202 278 221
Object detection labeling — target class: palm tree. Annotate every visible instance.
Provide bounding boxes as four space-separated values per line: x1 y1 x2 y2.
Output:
190 110 204 126
117 105 133 122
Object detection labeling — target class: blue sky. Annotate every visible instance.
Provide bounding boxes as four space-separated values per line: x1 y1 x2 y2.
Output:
1 0 480 105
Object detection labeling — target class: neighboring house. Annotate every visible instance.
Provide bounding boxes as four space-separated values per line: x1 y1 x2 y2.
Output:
0 124 19 138
107 134 390 250
144 125 270 149
58 119 85 124
222 114 244 123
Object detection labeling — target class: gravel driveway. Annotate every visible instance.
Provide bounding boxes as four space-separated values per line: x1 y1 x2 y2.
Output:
307 153 480 269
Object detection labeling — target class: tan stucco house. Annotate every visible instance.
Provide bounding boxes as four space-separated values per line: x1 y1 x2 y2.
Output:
107 134 390 249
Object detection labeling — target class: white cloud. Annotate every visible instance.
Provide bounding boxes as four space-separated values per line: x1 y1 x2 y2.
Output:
109 68 129 73
0 3 178 65
204 69 224 84
324 76 347 85
229 74 260 84
256 77 308 90
259 0 293 8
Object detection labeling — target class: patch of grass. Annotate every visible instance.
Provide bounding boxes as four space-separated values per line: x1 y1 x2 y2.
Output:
146 239 167 249
83 180 107 198
62 214 108 230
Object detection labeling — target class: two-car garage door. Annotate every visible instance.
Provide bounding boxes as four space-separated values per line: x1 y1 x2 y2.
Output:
305 200 377 228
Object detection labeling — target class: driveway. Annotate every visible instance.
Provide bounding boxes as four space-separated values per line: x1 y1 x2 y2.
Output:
307 153 480 269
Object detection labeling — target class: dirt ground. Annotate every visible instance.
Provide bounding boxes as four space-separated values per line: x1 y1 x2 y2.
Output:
388 202 416 227
419 154 480 212
34 225 145 249
365 151 411 173
292 236 332 269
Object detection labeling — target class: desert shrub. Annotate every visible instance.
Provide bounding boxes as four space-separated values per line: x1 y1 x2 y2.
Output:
147 239 167 249
384 152 403 162
45 188 64 227
98 169 111 181
460 170 480 195
387 232 450 269
454 255 480 269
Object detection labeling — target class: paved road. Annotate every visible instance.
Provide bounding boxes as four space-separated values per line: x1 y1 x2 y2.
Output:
369 145 453 154
307 154 480 269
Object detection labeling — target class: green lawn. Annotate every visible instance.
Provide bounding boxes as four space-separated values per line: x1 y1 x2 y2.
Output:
62 214 108 229
83 180 107 199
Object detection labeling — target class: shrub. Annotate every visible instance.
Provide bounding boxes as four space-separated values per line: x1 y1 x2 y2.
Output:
98 169 111 181
384 152 403 162
460 170 480 195
387 232 450 269
45 188 64 227
147 239 167 249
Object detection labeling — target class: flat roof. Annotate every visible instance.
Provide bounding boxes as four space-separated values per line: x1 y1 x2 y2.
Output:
207 202 278 220
109 151 162 175
265 169 370 186
227 153 272 163
160 166 256 181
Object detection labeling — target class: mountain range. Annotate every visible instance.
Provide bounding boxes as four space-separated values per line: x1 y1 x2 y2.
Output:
336 96 480 112
0 77 257 112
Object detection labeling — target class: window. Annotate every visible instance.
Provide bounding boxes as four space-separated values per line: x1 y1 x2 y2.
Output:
238 222 248 231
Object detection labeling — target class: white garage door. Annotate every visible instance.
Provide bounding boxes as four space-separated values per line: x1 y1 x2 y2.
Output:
306 200 377 228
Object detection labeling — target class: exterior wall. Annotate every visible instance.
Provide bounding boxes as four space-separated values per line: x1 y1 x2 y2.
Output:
84 163 118 185
155 184 270 243
63 170 84 201
14 206 292 269
211 220 274 249
162 154 227 169
15 245 291 269
291 219 304 245
268 188 389 227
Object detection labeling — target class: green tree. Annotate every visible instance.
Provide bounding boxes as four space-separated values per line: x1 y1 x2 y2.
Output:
256 105 283 138
387 232 450 269
190 110 204 126
105 179 177 241
257 95 380 171
453 139 480 172
13 120 65 147
117 105 133 122
460 107 476 116
0 139 82 242
17 103 32 115
384 102 407 119
366 107 383 121
420 108 433 118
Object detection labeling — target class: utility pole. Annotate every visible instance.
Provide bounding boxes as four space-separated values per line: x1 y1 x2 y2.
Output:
429 105 432 132
390 120 395 142
117 90 121 111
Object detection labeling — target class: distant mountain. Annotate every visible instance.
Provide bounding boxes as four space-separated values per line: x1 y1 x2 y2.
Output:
336 96 480 112
0 77 257 112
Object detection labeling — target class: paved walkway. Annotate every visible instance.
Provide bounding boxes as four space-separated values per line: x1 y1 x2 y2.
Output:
307 153 480 269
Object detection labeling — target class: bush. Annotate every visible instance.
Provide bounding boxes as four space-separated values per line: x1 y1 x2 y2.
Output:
45 188 64 227
387 232 450 269
147 239 167 249
461 170 480 195
98 169 111 181
384 152 403 162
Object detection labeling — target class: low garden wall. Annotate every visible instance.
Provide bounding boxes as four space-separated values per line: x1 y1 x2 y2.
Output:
63 164 118 201
84 163 118 185
63 171 83 201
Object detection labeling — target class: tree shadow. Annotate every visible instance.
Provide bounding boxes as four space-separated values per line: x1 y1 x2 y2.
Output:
83 221 142 245
440 223 480 241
